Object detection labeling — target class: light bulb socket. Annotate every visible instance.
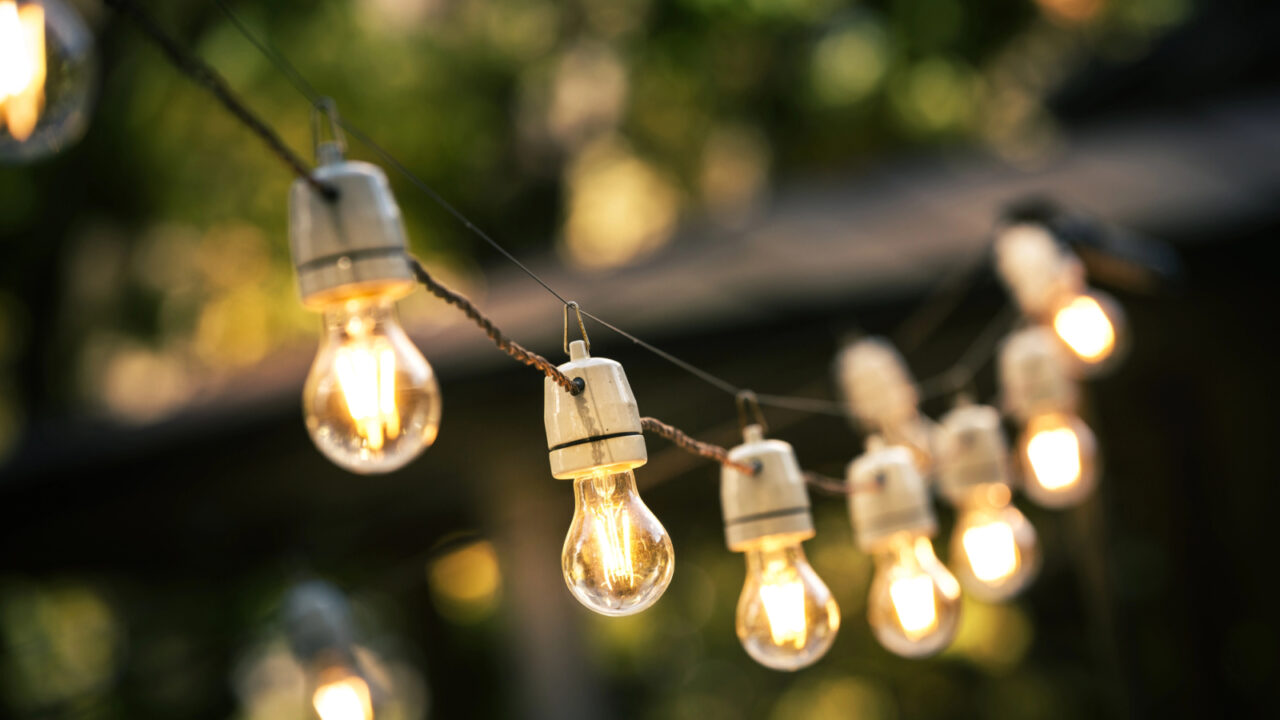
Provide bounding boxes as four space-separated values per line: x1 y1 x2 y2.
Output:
544 340 647 479
994 223 1083 319
720 424 814 551
847 442 936 552
289 160 414 309
283 580 357 666
934 403 1011 506
998 326 1077 422
836 337 921 434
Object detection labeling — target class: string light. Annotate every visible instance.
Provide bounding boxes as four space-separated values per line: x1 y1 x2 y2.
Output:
288 109 441 474
848 439 961 657
935 402 1040 601
547 339 674 616
999 326 1098 508
837 337 937 470
721 422 839 671
0 0 94 161
995 223 1128 375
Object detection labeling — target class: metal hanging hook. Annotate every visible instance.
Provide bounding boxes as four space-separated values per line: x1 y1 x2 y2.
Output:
311 97 347 165
563 301 590 356
736 390 768 435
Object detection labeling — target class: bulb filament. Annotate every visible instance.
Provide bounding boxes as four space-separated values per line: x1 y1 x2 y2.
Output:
313 674 374 720
587 473 636 590
1026 426 1081 491
334 332 401 452
961 521 1018 583
1053 294 1115 362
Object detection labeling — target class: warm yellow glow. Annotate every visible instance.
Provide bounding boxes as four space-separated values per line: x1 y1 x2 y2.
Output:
333 331 400 452
590 484 635 591
0 1 46 142
312 675 373 720
759 560 809 648
961 522 1019 583
889 575 937 640
1026 427 1082 491
1053 294 1116 362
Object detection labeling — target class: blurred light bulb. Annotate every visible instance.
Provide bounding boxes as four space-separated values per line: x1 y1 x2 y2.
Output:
313 672 374 720
950 484 1039 601
1052 291 1124 368
0 0 92 160
1019 412 1096 508
304 296 441 474
736 537 839 670
867 532 960 657
562 468 673 616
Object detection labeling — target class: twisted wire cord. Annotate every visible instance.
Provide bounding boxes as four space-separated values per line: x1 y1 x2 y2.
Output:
640 417 757 476
104 0 336 200
408 258 582 396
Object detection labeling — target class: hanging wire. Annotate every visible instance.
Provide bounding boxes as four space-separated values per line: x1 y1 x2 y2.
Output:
104 0 336 200
916 303 1019 401
640 417 758 476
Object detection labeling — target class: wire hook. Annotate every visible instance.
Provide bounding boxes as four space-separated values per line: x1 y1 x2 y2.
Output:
563 301 590 356
736 390 769 435
311 97 347 165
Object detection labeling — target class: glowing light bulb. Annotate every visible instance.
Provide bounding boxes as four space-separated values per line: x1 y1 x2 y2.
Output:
1052 291 1124 369
735 536 839 671
562 468 673 616
867 532 961 657
304 296 441 474
0 0 92 161
312 672 374 720
1019 412 1096 508
950 484 1040 600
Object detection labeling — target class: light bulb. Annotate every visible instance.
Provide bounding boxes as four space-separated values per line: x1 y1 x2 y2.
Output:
0 0 93 161
949 484 1039 601
867 532 961 658
1019 411 1096 508
1051 290 1125 370
304 295 441 474
736 536 839 671
562 468 673 616
312 670 374 720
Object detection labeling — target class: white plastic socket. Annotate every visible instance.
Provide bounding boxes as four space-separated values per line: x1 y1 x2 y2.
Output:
994 223 1083 320
998 326 1077 422
720 425 815 551
934 402 1011 506
289 159 414 308
847 441 936 552
544 341 648 479
836 337 920 433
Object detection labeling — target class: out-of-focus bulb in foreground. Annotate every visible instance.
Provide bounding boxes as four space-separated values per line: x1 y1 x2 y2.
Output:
304 296 440 474
849 440 960 658
313 670 374 720
867 532 961 657
1052 291 1123 368
935 402 1040 600
737 538 839 670
289 127 441 474
562 467 673 616
1020 411 1096 508
723 424 838 670
0 0 93 161
547 340 672 616
950 485 1039 600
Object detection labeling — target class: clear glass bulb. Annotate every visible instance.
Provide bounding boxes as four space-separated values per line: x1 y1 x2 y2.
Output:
562 468 673 616
304 296 441 474
1019 411 1096 508
950 484 1040 601
0 0 94 162
735 535 840 671
1051 290 1125 370
312 668 374 720
867 532 961 658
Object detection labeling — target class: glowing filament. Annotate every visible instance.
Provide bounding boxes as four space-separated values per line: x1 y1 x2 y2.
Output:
889 575 937 640
0 1 45 142
590 479 635 590
313 675 374 720
1053 295 1115 362
758 564 808 647
334 341 400 451
962 522 1019 583
1027 427 1082 491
